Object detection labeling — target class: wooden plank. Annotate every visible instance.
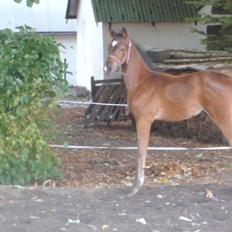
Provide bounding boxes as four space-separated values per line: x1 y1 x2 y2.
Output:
91 76 96 99
94 78 122 85
98 85 118 121
85 82 105 118
85 85 108 123
109 85 126 121
164 57 232 64
106 84 125 122
86 84 114 124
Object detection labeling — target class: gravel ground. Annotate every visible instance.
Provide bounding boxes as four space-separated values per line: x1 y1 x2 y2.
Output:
0 185 232 232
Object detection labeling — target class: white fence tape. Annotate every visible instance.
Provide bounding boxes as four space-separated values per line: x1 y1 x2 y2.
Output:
59 100 127 107
56 100 232 152
50 144 232 151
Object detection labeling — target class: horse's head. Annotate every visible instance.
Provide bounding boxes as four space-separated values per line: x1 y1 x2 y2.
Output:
104 26 131 75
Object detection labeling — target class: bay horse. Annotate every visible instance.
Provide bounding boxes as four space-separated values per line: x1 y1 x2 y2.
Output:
104 27 232 196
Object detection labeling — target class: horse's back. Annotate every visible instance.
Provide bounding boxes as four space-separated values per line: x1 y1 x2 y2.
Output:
199 71 232 119
201 70 232 96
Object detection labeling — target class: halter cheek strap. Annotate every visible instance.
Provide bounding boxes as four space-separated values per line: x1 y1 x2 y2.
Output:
126 40 132 63
109 40 132 66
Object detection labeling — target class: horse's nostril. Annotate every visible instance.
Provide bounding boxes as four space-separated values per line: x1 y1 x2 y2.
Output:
116 66 120 72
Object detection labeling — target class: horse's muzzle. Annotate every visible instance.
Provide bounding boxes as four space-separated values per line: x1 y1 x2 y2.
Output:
104 63 120 76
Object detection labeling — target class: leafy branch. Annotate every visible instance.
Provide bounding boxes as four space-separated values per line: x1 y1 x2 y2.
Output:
0 27 67 184
14 0 39 7
186 0 232 52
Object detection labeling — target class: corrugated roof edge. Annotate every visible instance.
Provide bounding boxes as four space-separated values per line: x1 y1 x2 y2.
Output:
91 0 197 23
66 0 198 23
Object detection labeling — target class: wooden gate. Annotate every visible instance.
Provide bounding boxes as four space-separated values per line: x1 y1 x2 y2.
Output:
85 77 127 126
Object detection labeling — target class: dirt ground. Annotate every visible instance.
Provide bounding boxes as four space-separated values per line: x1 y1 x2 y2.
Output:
0 185 232 232
54 107 232 188
1 105 232 231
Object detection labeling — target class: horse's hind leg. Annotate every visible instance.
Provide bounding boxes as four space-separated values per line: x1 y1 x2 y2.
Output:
215 121 232 146
206 108 232 145
129 117 152 196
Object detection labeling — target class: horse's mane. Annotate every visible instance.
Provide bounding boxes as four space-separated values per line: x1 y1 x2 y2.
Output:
134 42 157 71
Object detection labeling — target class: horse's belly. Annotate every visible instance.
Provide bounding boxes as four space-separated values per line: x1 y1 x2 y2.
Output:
155 104 202 122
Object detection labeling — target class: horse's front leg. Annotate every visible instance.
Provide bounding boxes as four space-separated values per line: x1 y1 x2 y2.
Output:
129 117 152 196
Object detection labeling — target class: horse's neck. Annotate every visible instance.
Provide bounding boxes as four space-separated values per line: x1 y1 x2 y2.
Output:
122 43 151 94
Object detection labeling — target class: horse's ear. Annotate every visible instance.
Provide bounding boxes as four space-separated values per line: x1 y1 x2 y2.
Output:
108 22 116 38
121 27 128 38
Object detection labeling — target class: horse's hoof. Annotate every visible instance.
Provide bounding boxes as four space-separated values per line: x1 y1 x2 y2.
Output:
128 187 141 197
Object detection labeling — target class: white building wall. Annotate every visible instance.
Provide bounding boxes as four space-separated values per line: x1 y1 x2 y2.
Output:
76 0 104 89
54 34 77 86
0 0 77 86
103 23 206 58
0 0 76 32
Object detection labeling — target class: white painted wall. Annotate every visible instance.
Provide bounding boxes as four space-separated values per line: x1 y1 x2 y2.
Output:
55 34 77 86
76 0 104 89
0 0 77 86
103 22 206 56
0 0 76 32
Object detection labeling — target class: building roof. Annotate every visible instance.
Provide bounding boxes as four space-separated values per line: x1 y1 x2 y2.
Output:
0 0 76 33
66 0 197 23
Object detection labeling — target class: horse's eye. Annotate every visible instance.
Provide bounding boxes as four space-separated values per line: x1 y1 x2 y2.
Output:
120 48 125 52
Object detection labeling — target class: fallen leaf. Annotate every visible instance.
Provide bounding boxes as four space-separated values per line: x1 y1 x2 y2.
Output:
179 216 192 222
159 178 170 184
118 212 127 216
196 153 203 159
157 194 163 199
30 215 39 219
87 225 97 231
66 218 80 225
102 224 109 230
136 218 147 225
205 189 213 199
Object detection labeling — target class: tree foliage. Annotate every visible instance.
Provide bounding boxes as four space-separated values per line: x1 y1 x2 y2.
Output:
0 27 67 184
186 0 232 51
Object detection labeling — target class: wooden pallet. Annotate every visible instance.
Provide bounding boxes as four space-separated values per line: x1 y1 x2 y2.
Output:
85 77 127 126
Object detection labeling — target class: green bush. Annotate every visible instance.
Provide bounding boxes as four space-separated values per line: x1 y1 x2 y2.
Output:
0 27 67 185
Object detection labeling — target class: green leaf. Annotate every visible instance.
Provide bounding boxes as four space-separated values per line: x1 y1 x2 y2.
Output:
26 0 34 7
196 153 204 159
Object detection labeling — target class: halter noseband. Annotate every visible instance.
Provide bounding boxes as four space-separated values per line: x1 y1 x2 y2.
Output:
108 40 132 66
